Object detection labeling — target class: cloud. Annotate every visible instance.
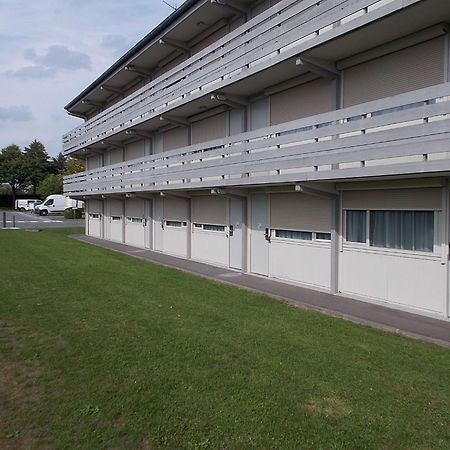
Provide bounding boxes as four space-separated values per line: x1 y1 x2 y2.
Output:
6 45 92 80
0 106 33 122
100 34 135 58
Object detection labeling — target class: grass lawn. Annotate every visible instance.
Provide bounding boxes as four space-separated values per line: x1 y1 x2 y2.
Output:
0 228 449 449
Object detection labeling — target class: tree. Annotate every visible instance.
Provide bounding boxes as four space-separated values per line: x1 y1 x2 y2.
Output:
64 157 85 175
51 152 67 175
0 145 30 207
24 140 50 195
37 174 63 198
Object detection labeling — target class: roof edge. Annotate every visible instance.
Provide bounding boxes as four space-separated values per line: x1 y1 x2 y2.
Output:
64 0 200 111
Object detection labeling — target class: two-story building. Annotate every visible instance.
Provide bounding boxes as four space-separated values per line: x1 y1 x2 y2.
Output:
63 0 450 321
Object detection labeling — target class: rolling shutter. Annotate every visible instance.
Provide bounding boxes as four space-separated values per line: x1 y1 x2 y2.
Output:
270 193 332 231
109 199 123 216
343 37 445 107
110 148 123 165
89 199 102 214
125 140 145 161
342 188 442 210
86 155 101 170
163 127 189 152
270 78 334 125
192 196 227 225
191 112 227 145
125 198 144 217
164 197 189 221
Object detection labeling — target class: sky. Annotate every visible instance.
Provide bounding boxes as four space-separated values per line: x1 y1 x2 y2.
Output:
0 0 180 156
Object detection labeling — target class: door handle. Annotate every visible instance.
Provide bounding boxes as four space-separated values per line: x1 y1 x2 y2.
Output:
264 228 271 243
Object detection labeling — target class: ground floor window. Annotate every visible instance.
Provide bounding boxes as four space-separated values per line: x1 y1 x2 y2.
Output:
111 216 121 221
369 210 434 252
127 217 143 223
345 209 435 253
274 229 331 242
89 213 100 219
166 220 187 227
194 223 226 232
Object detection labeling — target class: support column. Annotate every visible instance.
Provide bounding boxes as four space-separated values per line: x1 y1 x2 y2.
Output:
330 197 340 294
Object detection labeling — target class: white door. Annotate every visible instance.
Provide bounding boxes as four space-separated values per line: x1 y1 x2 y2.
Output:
250 194 270 276
153 197 164 252
229 197 244 270
108 199 124 243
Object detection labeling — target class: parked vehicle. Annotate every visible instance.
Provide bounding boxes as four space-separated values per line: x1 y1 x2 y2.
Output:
14 199 40 211
30 200 43 213
35 195 84 216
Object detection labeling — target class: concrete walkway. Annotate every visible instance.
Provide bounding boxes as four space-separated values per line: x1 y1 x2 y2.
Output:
73 234 450 348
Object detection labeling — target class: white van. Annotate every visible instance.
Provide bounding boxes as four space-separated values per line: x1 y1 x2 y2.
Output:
36 195 84 216
15 199 40 211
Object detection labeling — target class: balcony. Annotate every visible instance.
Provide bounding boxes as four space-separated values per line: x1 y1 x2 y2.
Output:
63 0 423 155
64 82 450 196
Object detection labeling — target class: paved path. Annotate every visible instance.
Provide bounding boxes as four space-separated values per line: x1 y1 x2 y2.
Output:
73 234 450 348
0 210 84 229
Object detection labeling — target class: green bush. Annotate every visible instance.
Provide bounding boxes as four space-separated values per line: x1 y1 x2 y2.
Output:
64 207 83 219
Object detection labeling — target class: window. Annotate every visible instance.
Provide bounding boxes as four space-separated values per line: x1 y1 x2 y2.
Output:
345 209 435 253
370 211 434 252
274 230 331 242
194 223 226 232
275 230 312 241
127 217 143 223
89 213 100 219
111 216 121 221
166 220 187 227
346 210 367 243
44 199 54 206
316 232 331 241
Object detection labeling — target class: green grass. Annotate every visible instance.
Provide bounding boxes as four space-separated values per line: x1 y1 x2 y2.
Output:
0 228 449 449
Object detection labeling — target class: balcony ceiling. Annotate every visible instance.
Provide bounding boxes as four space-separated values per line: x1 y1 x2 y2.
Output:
308 0 450 62
66 0 255 116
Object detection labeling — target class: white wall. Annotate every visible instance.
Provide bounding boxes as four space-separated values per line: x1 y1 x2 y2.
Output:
163 227 188 258
269 241 331 289
340 249 446 315
191 230 229 267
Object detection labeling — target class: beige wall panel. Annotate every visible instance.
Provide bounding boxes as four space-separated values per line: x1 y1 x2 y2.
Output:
191 112 227 145
342 188 442 210
164 197 189 221
343 37 445 107
191 26 227 55
163 127 189 152
125 140 145 161
125 198 145 218
270 193 332 231
192 196 227 225
86 155 101 170
109 148 123 165
270 78 334 125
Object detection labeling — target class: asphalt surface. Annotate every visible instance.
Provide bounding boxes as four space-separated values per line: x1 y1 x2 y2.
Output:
0 210 84 229
74 234 450 348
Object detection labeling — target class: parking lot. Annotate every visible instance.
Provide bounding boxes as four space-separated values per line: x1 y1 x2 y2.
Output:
0 210 84 229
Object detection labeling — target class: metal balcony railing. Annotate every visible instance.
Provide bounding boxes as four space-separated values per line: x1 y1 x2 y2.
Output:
64 82 450 196
63 0 409 154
